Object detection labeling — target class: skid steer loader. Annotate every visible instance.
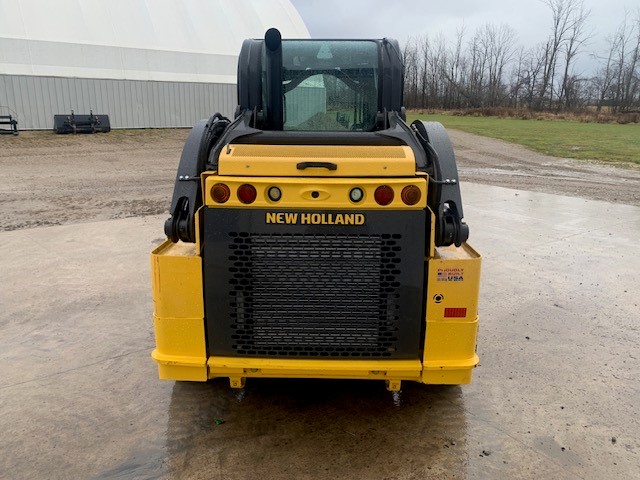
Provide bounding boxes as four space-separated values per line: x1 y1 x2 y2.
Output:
151 29 481 391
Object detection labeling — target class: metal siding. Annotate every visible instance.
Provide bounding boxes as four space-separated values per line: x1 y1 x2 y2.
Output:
150 81 159 128
80 78 90 112
133 81 141 127
121 80 131 128
0 74 235 129
142 80 151 127
162 82 169 128
161 82 169 127
176 83 183 126
60 77 71 119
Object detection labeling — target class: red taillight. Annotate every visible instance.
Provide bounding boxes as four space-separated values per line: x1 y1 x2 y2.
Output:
374 185 394 205
401 185 421 205
444 308 467 318
237 184 257 204
211 183 230 203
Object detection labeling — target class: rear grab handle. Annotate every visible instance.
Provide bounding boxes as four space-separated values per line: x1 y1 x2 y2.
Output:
296 161 338 171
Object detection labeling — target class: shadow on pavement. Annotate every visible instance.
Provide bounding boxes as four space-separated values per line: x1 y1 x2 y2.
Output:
165 378 469 479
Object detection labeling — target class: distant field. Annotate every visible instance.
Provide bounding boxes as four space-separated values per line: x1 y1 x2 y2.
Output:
406 113 640 165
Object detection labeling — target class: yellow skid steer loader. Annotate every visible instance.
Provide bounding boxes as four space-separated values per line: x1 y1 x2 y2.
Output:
151 29 481 391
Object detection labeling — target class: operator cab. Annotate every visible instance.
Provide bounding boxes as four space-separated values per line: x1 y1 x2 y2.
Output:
236 28 404 132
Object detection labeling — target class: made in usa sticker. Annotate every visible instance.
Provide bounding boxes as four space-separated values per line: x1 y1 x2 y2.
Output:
437 268 464 282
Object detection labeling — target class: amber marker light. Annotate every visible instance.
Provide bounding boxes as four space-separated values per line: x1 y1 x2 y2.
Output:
211 183 230 203
374 185 394 205
401 185 421 205
237 184 257 204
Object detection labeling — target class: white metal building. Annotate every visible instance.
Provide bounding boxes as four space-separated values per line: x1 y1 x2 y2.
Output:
0 0 309 129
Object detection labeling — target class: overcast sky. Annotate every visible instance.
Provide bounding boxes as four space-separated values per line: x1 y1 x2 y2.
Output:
291 0 639 73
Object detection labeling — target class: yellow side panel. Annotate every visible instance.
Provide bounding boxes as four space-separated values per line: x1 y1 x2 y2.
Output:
150 240 207 381
218 144 417 177
151 241 203 318
153 315 206 358
423 243 481 385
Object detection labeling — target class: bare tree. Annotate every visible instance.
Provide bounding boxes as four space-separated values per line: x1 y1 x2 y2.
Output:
602 10 640 112
485 24 518 106
620 11 640 111
536 0 585 109
402 38 419 107
558 2 591 108
592 37 619 112
399 5 639 115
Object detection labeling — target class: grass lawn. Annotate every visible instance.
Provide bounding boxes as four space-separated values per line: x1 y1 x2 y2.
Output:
406 113 640 165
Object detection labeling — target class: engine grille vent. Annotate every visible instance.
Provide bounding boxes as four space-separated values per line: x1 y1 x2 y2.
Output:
227 232 403 357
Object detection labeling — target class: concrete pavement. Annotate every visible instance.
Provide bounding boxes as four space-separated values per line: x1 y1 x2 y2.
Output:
1 184 639 479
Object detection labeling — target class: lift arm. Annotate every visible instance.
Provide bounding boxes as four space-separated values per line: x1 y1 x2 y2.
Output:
164 113 230 243
412 120 469 247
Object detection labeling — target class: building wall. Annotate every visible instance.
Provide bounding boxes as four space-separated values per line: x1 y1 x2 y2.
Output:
0 0 310 130
0 74 236 129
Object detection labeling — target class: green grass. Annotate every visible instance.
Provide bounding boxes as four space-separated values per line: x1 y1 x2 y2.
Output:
406 113 640 165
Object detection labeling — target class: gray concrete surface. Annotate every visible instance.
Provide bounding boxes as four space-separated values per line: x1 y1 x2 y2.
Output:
1 184 639 479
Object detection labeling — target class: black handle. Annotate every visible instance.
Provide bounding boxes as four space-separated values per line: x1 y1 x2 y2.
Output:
296 161 337 171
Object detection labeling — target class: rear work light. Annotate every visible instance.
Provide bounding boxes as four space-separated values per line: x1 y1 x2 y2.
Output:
349 187 364 203
211 183 230 203
267 186 281 202
237 184 257 204
401 185 421 205
374 185 394 205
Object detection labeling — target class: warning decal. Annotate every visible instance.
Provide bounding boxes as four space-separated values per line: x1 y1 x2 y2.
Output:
437 268 464 282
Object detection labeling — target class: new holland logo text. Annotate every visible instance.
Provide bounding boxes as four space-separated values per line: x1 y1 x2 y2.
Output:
266 212 365 225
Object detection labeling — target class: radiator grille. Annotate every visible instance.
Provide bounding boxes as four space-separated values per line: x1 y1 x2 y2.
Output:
227 232 403 357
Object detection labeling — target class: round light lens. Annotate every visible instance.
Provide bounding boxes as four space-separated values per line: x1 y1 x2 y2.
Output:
349 187 364 203
268 186 282 202
401 185 422 205
374 185 394 205
211 183 230 203
237 184 257 204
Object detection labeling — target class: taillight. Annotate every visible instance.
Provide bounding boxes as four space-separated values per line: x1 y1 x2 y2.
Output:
211 183 230 203
401 185 421 205
237 184 257 204
374 185 394 205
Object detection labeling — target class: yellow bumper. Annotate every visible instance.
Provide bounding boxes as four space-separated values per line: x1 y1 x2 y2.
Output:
150 350 478 390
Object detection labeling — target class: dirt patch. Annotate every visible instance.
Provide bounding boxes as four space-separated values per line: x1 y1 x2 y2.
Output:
0 130 187 231
1 128 639 231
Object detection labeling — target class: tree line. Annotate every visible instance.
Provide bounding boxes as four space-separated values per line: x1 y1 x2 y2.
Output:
402 0 640 113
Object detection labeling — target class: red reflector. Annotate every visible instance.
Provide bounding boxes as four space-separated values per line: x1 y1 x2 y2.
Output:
237 184 257 204
374 185 394 205
444 308 467 318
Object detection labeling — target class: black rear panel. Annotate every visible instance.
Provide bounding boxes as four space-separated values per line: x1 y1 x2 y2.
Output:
203 209 426 359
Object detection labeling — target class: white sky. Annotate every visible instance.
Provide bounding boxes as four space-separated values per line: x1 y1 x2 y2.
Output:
290 0 639 74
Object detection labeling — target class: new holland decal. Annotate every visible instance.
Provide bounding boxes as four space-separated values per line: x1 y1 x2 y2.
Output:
266 212 365 225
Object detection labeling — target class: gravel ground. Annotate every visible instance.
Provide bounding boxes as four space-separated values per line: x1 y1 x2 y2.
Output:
1 128 639 231
0 130 187 231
